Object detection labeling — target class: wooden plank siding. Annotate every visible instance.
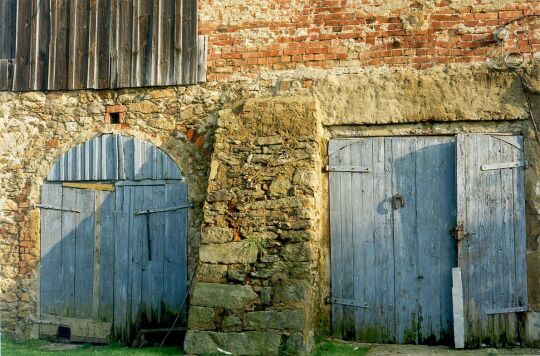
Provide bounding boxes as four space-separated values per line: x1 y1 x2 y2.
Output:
1 0 203 91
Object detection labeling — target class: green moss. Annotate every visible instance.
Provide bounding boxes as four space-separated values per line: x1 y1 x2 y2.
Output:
311 341 369 356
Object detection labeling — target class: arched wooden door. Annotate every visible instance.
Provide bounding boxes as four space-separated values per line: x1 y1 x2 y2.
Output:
38 134 188 343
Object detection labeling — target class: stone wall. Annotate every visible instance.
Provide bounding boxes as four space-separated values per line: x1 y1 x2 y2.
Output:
184 96 323 354
1 61 539 352
0 84 226 335
200 0 540 80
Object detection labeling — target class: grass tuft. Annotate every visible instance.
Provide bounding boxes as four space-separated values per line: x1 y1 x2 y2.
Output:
311 341 369 355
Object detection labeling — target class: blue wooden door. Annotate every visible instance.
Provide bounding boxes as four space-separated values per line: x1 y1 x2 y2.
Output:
329 137 457 344
40 135 188 343
456 134 527 347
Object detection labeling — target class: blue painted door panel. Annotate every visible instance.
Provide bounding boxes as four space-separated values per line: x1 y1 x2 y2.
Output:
329 137 457 344
456 134 527 347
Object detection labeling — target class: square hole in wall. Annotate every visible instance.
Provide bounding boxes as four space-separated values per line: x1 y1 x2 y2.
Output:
56 326 71 342
105 104 126 124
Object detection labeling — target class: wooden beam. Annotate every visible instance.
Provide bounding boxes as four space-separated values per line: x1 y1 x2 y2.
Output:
62 182 115 191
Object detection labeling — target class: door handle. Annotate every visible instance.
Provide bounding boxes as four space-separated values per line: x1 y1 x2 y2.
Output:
392 194 405 210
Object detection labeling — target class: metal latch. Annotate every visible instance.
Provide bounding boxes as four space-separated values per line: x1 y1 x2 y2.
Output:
392 194 405 210
326 297 370 309
136 203 193 215
32 203 80 214
450 223 475 242
325 165 371 173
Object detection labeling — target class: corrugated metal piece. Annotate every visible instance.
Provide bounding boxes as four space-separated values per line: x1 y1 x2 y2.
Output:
2 0 203 91
47 134 182 181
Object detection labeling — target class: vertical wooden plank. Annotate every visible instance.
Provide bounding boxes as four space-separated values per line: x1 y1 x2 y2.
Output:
40 183 63 316
139 0 153 86
117 0 132 87
162 181 188 314
60 186 78 317
86 0 98 88
160 0 174 85
130 0 140 87
329 141 344 340
141 185 166 323
181 0 196 83
108 0 119 87
378 137 395 343
13 0 32 90
74 0 90 89
453 267 465 348
73 188 95 319
98 189 115 322
438 138 458 343
0 0 17 60
391 137 418 344
356 139 376 342
150 0 160 85
28 0 39 89
92 189 103 321
130 184 145 337
54 0 70 90
36 0 51 90
512 136 527 309
173 0 182 84
114 186 131 340
197 35 207 83
96 0 111 88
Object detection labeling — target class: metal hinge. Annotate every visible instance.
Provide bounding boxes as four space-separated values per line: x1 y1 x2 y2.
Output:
485 306 528 315
326 297 370 308
33 204 80 213
136 203 193 215
325 165 371 173
481 160 528 171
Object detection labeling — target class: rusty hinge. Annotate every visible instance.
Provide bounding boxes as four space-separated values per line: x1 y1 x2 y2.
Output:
450 223 475 242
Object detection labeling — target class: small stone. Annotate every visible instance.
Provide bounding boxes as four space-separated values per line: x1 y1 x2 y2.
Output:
222 315 242 332
191 283 258 309
188 306 215 330
261 287 272 304
282 242 312 262
268 176 292 198
197 264 228 283
87 102 104 114
228 268 247 283
273 283 308 304
256 136 283 146
245 309 304 331
127 101 159 113
201 227 233 244
200 242 258 264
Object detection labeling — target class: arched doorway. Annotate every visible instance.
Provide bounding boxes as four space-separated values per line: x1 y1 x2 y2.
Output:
38 134 188 343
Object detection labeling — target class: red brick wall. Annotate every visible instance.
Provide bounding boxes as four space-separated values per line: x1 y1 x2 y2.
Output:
199 0 540 80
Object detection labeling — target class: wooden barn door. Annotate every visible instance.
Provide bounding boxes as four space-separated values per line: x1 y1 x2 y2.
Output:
456 134 527 347
39 134 188 343
113 181 188 342
329 137 457 344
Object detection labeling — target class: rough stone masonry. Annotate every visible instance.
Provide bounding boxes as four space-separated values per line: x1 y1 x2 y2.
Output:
0 0 540 354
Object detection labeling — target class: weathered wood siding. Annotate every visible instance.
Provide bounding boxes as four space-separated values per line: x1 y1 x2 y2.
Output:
47 134 182 181
40 135 188 343
329 137 457 344
456 134 528 347
0 0 200 91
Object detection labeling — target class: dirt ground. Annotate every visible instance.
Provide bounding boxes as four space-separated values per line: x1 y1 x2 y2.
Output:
359 343 540 355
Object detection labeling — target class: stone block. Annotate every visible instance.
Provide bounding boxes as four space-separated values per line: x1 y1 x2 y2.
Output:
245 309 304 331
184 330 282 355
273 283 308 304
197 264 228 283
282 242 312 262
188 306 216 330
256 136 283 146
201 227 233 244
200 243 258 264
191 283 258 309
222 315 243 332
